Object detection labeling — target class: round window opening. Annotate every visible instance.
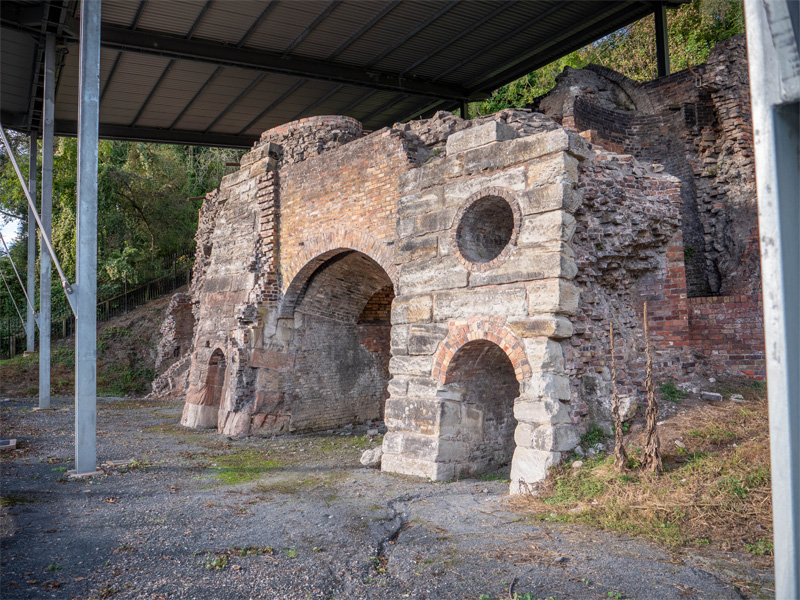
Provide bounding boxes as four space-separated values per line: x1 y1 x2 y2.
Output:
456 195 515 264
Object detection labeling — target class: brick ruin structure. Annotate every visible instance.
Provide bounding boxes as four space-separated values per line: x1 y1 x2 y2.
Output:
153 35 763 493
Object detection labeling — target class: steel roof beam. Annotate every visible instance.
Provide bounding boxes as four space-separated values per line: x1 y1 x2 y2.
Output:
283 0 342 57
94 25 476 101
52 120 258 148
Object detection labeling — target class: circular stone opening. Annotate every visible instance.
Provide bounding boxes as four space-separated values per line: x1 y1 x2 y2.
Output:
456 196 514 264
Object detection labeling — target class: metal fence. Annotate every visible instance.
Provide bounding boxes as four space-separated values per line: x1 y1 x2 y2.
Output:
0 252 193 360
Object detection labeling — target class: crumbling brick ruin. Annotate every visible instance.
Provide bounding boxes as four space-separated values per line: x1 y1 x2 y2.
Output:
155 34 763 493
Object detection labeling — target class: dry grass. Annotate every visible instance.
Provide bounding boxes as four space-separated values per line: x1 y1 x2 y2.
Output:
518 388 772 562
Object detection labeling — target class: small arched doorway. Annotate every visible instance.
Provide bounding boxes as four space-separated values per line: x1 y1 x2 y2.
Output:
443 339 520 476
204 348 227 411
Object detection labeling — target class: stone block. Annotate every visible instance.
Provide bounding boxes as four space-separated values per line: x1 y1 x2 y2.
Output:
526 279 580 315
435 439 470 462
514 396 571 424
406 377 440 397
391 325 409 356
508 316 573 339
381 452 436 480
469 249 577 287
391 293 433 324
386 377 408 397
397 188 444 218
433 287 527 320
419 159 448 190
526 153 580 188
399 168 421 195
445 121 518 155
531 424 580 452
521 373 571 401
414 207 457 235
517 183 581 216
459 129 586 177
389 355 434 377
443 167 526 207
384 397 441 435
399 256 468 294
407 323 448 355
509 447 561 494
382 431 404 454
523 338 565 373
396 234 438 262
518 211 577 246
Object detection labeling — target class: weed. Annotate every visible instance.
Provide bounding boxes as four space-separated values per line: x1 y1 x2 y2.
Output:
580 424 607 447
97 585 119 598
683 246 696 262
745 537 774 556
44 563 61 572
607 592 624 600
204 554 229 570
285 547 297 558
659 380 688 404
231 545 272 557
479 470 510 483
52 467 67 472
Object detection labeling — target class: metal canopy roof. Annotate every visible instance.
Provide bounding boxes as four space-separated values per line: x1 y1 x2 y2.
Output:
1 0 682 148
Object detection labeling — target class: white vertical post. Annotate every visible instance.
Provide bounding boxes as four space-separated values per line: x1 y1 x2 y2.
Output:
745 1 800 597
26 133 37 353
40 33 55 410
75 0 101 475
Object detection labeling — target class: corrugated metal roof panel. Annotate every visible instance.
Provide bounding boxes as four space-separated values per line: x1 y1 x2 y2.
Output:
2 0 679 146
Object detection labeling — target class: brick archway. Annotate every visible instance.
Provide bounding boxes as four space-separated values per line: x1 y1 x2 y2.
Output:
282 229 396 294
431 317 531 383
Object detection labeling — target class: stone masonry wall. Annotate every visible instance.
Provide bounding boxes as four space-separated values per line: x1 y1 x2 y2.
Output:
172 49 761 494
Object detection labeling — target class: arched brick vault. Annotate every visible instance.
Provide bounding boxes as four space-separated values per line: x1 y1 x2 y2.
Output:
279 229 396 319
431 318 532 383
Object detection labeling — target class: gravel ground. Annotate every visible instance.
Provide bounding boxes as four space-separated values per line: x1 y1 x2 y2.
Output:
1 396 773 600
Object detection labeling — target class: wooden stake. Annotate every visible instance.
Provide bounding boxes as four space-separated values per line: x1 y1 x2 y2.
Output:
610 321 628 473
642 301 662 473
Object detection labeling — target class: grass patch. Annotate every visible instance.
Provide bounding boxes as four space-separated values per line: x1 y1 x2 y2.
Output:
580 424 607 447
659 380 688 403
0 496 38 506
520 395 773 557
98 364 157 396
207 449 281 485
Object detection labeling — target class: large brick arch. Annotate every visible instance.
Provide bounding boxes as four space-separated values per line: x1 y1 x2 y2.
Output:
279 229 396 319
431 317 532 383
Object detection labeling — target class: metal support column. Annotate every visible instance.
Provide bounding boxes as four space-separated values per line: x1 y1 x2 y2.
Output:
654 2 670 77
744 0 800 597
26 133 37 353
75 0 101 475
39 34 55 410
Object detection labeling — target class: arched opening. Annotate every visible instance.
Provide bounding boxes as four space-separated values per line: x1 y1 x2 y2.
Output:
203 349 227 410
182 348 227 430
284 250 394 431
444 340 520 475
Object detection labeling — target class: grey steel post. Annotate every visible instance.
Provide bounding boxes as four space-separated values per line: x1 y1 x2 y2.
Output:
75 0 101 475
744 0 800 596
26 133 37 353
654 2 670 77
39 34 56 410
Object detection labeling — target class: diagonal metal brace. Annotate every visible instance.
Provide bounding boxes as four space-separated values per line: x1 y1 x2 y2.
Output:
0 124 76 316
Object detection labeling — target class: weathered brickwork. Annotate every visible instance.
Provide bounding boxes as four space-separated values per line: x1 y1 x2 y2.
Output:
166 46 763 494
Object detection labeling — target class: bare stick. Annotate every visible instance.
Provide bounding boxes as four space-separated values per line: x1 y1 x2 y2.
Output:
642 301 662 473
610 321 628 473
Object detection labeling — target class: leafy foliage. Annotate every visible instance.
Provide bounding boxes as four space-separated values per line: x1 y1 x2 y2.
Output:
470 0 745 117
1 135 241 322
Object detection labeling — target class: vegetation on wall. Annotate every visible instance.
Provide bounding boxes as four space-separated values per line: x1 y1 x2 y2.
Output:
0 134 241 322
471 0 745 117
